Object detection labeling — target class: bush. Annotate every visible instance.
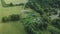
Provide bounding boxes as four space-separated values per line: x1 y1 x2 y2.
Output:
50 29 60 34
58 13 60 17
38 22 48 30
51 19 60 29
9 3 14 6
9 14 20 21
24 26 36 34
2 17 9 22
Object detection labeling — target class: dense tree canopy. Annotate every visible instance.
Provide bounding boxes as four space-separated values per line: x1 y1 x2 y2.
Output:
21 0 60 34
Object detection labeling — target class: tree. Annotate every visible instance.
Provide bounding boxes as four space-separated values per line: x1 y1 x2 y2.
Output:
21 0 60 34
51 19 60 29
50 29 60 34
9 3 14 6
2 16 9 22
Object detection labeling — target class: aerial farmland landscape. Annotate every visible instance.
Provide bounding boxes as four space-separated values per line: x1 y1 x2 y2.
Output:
0 0 60 34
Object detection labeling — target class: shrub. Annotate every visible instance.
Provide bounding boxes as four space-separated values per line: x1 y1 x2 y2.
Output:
24 26 36 34
49 29 60 34
9 3 14 6
9 14 20 21
2 17 9 22
58 13 60 17
51 19 60 29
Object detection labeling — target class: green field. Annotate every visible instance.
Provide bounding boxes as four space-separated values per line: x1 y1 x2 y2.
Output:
0 0 60 34
0 0 28 34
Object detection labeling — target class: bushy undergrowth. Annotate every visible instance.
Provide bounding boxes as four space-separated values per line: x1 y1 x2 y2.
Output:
21 0 60 34
21 12 49 34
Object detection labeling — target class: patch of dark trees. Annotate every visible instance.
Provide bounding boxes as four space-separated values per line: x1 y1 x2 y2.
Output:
25 0 58 16
49 29 60 34
2 14 20 22
26 2 44 15
24 21 48 34
49 0 60 8
51 19 60 29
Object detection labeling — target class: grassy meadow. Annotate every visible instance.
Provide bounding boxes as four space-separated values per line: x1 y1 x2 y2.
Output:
0 0 28 34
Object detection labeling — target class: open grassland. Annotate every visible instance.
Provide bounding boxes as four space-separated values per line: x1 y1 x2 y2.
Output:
0 0 28 34
0 6 27 34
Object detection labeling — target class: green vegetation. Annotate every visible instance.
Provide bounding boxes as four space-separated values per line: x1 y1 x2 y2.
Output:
9 14 20 21
1 0 24 7
2 16 9 22
0 0 27 34
0 0 60 34
51 18 60 29
21 0 60 34
2 14 20 22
